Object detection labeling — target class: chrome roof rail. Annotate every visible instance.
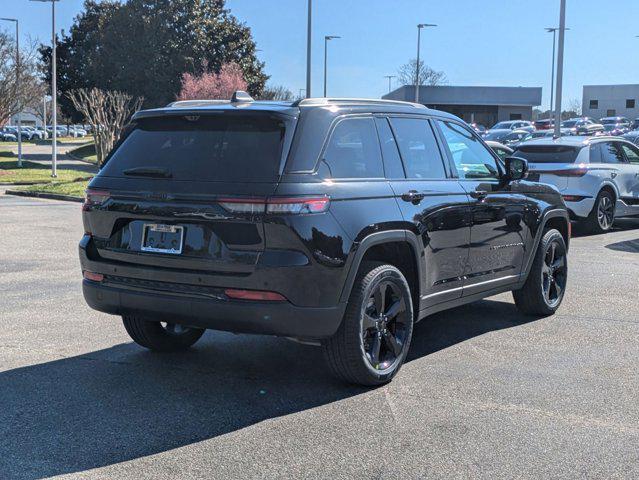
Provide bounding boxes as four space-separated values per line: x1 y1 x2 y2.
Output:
292 97 426 108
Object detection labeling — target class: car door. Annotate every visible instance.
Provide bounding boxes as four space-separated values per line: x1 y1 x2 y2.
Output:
434 119 530 295
618 142 639 210
377 116 471 307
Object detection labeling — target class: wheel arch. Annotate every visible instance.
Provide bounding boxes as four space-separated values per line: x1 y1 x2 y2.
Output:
522 208 570 280
339 230 424 310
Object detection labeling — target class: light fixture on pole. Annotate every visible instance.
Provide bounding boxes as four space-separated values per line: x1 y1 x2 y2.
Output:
323 35 340 97
1 17 22 168
554 0 567 139
384 75 396 93
305 0 312 98
546 26 570 117
29 0 60 177
415 23 437 103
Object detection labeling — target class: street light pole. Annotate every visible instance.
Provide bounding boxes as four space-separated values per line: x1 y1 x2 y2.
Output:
415 23 437 103
323 35 340 97
1 18 21 167
305 0 312 98
384 75 396 93
554 0 567 138
546 28 557 116
30 0 59 176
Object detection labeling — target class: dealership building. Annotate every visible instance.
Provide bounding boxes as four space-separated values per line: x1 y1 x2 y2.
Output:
582 84 639 120
382 85 542 127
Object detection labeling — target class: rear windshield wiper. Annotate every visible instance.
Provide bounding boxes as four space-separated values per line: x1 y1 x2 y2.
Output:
122 167 172 178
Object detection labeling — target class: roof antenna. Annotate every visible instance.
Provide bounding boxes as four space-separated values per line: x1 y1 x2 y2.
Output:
231 91 255 103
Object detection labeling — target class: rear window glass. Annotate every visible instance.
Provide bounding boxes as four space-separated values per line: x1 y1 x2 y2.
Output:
512 145 581 163
100 115 286 182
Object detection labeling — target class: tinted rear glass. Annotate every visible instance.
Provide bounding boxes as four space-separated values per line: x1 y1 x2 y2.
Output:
100 114 286 182
512 145 581 163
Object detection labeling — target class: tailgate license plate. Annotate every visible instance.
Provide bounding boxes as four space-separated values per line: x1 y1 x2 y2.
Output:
141 224 184 254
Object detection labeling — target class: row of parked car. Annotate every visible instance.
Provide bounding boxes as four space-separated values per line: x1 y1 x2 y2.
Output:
0 125 89 141
473 116 639 148
476 118 639 234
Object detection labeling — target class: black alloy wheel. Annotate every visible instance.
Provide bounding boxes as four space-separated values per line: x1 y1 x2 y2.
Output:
323 262 414 386
596 194 614 231
361 280 409 371
540 238 567 309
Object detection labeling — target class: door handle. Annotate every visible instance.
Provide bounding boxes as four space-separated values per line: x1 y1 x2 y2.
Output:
401 190 426 204
469 190 488 200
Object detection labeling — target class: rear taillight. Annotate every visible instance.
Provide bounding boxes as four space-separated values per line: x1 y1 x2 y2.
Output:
224 288 287 302
218 196 330 215
534 164 588 177
562 195 588 202
82 189 110 211
83 271 104 282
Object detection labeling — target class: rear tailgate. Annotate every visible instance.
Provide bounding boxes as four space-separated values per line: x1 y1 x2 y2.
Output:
513 144 584 191
83 111 292 274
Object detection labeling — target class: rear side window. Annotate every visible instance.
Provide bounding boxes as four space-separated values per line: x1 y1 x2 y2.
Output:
322 117 383 178
597 142 626 164
389 118 446 179
100 115 286 182
375 117 405 179
512 145 581 163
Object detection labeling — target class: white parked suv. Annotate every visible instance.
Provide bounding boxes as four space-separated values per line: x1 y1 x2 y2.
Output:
512 136 639 232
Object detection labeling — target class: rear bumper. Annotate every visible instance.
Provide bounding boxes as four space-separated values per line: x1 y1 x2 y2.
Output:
564 196 596 219
83 279 345 340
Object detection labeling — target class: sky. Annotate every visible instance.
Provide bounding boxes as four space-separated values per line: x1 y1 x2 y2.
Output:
2 0 638 110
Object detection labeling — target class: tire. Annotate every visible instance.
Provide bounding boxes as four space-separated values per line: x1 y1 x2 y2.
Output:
323 261 414 386
122 315 205 352
513 228 568 316
584 189 615 233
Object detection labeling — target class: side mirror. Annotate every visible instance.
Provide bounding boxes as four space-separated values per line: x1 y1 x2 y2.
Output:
504 156 529 181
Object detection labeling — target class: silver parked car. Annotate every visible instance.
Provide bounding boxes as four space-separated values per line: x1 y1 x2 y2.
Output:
488 120 535 134
512 136 639 233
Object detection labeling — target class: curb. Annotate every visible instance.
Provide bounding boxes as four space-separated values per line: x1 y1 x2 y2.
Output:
4 189 83 203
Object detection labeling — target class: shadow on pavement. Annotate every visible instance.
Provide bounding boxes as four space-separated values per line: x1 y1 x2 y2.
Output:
0 299 533 479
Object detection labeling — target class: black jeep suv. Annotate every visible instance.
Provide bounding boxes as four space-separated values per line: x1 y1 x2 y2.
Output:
80 93 570 386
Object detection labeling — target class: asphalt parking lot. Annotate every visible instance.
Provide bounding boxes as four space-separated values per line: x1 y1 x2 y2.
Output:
1 192 638 479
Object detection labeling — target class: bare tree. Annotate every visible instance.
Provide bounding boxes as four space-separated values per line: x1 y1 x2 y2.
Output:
566 98 582 117
0 32 46 125
261 85 294 101
397 59 447 87
68 88 143 165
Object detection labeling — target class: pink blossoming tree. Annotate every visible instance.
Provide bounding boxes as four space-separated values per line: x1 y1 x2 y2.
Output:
177 63 248 101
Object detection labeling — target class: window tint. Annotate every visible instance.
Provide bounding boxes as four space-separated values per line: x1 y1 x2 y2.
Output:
375 117 405 178
598 142 626 164
437 120 500 180
389 118 446 179
620 143 639 164
101 115 285 182
323 117 383 178
627 99 636 109
514 145 581 164
589 100 598 109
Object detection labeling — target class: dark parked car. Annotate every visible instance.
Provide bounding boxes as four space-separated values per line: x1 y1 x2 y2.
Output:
561 118 604 136
602 123 629 136
489 120 535 133
80 93 570 386
534 119 554 130
483 128 529 146
631 118 639 130
600 116 630 127
469 122 486 135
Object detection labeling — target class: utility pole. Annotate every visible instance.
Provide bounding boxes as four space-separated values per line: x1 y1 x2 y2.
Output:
1 18 21 167
306 0 312 98
384 75 396 93
323 35 340 97
415 23 437 103
30 0 60 177
554 0 567 138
